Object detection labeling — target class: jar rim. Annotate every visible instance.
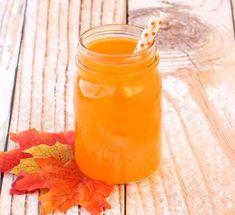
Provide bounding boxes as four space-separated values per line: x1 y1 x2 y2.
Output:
76 24 158 76
78 24 156 59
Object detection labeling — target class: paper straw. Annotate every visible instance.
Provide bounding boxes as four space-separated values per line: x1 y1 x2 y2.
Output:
134 12 167 53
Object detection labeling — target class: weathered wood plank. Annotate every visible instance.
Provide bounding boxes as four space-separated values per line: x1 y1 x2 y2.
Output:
11 0 39 214
127 0 235 214
0 0 26 151
0 0 126 214
0 1 26 213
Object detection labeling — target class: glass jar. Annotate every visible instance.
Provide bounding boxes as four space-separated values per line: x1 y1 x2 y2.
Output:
74 24 161 184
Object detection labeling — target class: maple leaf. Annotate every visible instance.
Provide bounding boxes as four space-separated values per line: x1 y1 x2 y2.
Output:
0 149 32 172
0 129 75 173
11 157 114 215
10 128 75 150
11 143 73 175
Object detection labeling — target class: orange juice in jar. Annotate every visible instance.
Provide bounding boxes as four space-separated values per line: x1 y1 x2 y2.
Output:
74 25 161 184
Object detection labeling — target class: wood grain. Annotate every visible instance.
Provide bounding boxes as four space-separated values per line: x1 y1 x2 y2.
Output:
127 0 235 214
0 2 26 212
1 0 235 214
0 0 126 214
0 0 26 150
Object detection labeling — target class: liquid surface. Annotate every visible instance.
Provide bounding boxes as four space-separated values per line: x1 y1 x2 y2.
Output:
75 37 161 184
88 37 137 54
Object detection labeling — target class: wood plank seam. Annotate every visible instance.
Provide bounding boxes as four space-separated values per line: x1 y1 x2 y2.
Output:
126 0 129 24
78 0 83 37
29 0 40 129
90 0 93 29
229 0 235 39
41 0 51 131
64 0 70 132
112 0 117 23
54 0 60 131
100 1 104 26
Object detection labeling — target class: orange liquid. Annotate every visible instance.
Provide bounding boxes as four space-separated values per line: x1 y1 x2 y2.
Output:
75 37 161 184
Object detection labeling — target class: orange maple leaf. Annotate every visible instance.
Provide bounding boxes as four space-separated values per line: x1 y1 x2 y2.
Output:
11 157 113 215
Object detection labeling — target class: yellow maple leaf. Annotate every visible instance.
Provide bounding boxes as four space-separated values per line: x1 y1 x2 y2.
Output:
11 142 73 175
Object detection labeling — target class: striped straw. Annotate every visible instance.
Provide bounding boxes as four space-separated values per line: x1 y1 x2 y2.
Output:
134 12 167 53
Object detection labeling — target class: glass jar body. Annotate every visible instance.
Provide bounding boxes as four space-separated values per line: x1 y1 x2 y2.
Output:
74 25 162 184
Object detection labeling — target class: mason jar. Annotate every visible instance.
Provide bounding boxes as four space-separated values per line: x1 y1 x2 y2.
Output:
74 24 161 184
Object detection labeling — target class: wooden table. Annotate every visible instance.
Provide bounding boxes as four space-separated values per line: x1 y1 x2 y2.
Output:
0 0 235 214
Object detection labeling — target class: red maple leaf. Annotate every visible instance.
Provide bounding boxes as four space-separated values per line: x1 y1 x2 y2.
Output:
0 149 32 172
11 157 113 215
10 129 75 149
0 129 75 173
